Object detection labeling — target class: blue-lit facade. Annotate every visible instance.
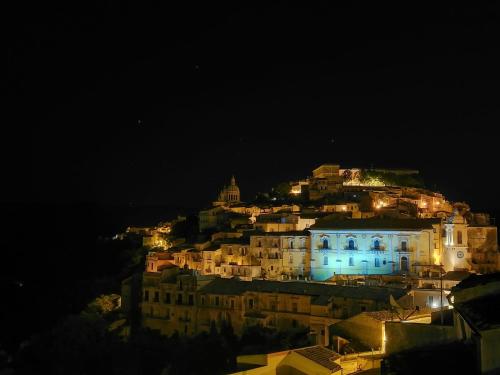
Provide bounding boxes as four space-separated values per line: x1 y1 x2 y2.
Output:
309 224 439 281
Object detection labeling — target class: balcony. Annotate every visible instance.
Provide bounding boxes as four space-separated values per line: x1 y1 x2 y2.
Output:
395 247 412 252
343 246 358 251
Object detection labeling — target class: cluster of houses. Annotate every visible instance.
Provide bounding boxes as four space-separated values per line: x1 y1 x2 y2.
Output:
120 164 500 374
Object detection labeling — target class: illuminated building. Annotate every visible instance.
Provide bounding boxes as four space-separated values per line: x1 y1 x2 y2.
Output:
309 218 444 280
308 164 344 200
250 232 311 279
139 270 407 345
230 346 343 375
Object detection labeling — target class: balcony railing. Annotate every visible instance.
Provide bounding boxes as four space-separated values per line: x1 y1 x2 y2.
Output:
343 246 358 250
395 247 412 252
369 247 386 251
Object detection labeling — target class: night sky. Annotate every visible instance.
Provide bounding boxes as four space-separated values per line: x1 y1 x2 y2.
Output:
13 3 500 211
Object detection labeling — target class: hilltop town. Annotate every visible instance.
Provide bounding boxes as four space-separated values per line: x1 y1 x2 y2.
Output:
120 164 500 374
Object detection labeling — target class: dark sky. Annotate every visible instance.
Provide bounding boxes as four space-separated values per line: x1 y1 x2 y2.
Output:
12 3 500 211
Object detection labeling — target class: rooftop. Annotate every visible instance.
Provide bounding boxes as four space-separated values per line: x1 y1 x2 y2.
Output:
310 217 441 231
250 230 309 237
293 346 341 372
442 270 472 281
454 292 500 331
199 278 407 302
451 272 500 291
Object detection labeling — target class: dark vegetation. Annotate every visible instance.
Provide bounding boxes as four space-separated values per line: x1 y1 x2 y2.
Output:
2 203 309 374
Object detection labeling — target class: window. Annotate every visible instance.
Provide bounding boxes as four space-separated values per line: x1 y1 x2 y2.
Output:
230 299 235 309
144 290 149 302
177 294 183 304
401 241 407 251
292 302 298 313
292 319 298 328
248 298 254 309
322 238 329 249
323 256 328 265
289 255 293 264
188 294 194 305
228 247 233 255
348 239 355 250
457 231 463 245
201 297 205 305
290 240 294 249
257 240 262 247
165 293 171 304
375 258 380 267
270 265 274 271
361 306 366 312
215 296 220 306
349 257 354 266
374 239 380 250
270 301 276 311
154 291 159 302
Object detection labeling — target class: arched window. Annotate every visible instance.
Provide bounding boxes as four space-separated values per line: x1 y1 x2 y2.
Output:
322 238 329 249
323 256 328 265
401 256 409 272
348 239 355 250
457 231 463 245
374 239 380 250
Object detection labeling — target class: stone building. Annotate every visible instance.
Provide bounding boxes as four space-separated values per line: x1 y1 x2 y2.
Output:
309 164 344 201
139 271 407 346
249 231 310 279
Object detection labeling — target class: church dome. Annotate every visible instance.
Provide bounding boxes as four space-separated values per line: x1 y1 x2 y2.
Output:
218 176 240 203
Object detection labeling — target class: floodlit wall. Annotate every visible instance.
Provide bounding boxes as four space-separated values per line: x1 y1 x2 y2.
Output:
330 313 384 350
385 321 457 354
480 328 500 374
